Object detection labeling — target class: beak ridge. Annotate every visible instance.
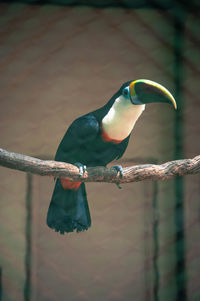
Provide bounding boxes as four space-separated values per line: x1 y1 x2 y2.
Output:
129 79 177 110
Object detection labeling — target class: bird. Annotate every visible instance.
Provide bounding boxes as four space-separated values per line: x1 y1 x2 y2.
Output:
47 79 177 234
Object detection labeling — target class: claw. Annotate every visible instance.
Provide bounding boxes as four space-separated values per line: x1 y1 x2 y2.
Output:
112 165 123 190
74 162 87 177
112 165 124 178
115 182 122 189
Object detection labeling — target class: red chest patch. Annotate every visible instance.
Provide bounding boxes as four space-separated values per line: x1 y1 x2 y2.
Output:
101 124 123 144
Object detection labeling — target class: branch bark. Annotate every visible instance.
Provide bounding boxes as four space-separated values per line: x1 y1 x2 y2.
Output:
0 148 199 184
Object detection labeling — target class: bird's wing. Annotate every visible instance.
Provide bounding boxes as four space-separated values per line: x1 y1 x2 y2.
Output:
55 114 99 163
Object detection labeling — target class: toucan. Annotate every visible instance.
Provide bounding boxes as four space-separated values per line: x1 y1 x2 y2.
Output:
47 79 176 234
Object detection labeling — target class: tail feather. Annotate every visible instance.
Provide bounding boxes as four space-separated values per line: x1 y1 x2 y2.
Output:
47 179 91 234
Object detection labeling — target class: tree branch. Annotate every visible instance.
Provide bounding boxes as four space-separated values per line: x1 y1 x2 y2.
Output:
0 148 199 184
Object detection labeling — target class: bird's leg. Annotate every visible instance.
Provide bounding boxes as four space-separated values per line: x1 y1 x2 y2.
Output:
112 165 124 178
112 165 123 189
74 162 87 177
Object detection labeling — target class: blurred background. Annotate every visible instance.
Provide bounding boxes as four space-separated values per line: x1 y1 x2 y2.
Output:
0 0 199 300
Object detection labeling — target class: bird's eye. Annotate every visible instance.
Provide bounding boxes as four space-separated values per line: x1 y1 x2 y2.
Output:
122 87 130 98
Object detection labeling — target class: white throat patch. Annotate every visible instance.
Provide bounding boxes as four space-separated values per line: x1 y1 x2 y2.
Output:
102 96 145 141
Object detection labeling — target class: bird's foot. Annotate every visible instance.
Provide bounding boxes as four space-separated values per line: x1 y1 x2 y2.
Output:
112 165 123 189
112 165 124 178
74 162 87 177
115 182 122 189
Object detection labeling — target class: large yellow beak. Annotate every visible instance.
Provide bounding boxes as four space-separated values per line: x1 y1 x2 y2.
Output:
129 79 177 110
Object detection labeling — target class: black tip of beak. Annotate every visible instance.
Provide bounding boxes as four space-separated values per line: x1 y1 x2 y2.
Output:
130 80 177 110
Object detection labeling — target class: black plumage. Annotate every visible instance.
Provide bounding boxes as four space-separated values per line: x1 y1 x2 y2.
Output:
46 79 176 234
47 82 131 234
